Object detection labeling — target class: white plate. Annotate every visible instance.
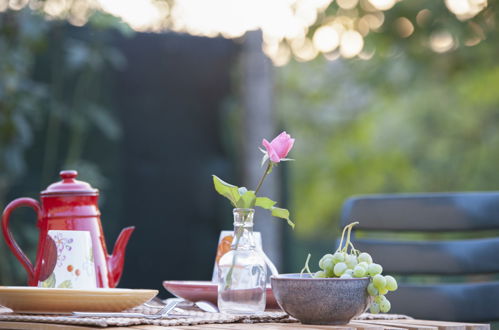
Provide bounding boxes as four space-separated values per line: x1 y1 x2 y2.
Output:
0 286 158 313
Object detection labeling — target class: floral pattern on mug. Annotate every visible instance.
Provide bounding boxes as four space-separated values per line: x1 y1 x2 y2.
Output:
38 230 97 289
52 232 74 267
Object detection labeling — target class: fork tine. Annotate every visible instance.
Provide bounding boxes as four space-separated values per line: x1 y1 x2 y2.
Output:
148 300 180 319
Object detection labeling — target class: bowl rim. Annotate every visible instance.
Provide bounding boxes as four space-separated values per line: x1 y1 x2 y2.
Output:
270 273 370 280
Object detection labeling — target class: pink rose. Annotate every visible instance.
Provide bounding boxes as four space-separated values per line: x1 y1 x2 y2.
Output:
262 132 295 163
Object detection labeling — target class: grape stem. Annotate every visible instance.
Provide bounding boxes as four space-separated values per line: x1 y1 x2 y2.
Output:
337 226 346 254
300 253 313 277
336 221 359 255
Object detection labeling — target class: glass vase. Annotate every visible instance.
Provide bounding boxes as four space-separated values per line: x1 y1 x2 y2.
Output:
217 208 267 314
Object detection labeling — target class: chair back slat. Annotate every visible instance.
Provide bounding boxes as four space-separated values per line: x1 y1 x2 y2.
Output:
341 192 499 231
350 237 499 275
390 282 499 322
339 192 499 322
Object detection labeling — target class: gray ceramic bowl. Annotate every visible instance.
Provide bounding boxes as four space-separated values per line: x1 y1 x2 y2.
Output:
271 274 370 325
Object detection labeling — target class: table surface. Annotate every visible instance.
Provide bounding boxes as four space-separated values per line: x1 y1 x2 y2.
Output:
0 318 491 330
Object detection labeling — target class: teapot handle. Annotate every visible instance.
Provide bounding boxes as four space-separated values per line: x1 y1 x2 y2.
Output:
1 198 42 286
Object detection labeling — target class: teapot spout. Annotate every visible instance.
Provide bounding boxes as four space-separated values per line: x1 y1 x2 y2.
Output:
107 226 135 288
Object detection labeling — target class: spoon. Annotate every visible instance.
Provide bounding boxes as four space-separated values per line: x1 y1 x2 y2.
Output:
192 300 218 313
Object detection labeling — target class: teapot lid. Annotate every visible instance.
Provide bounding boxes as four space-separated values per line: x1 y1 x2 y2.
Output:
42 170 98 196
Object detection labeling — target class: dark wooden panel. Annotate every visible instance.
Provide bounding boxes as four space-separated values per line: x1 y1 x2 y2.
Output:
389 281 499 322
341 192 499 231
349 238 499 275
113 32 239 291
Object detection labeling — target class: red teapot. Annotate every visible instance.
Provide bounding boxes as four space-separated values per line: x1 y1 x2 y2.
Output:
1 170 134 288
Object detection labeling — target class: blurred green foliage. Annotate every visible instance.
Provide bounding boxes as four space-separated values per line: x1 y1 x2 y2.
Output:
0 9 48 202
0 7 128 285
277 1 499 238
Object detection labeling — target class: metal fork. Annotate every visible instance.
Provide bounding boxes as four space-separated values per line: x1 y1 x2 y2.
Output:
163 298 219 313
70 299 181 319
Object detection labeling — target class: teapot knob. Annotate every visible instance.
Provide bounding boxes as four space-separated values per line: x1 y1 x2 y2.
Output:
60 170 78 181
42 170 96 195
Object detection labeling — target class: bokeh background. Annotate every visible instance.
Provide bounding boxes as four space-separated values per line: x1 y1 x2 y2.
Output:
0 0 498 302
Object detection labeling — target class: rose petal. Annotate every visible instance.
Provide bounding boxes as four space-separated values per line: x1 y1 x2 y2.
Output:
269 151 281 163
271 132 290 144
270 132 294 159
284 138 295 156
263 138 281 163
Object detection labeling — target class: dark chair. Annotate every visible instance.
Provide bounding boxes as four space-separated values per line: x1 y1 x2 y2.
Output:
340 192 499 323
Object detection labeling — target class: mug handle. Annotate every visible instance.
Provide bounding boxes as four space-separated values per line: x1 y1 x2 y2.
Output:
1 198 42 286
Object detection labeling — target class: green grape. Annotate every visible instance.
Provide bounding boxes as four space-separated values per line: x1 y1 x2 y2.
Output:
340 273 353 279
319 254 334 270
385 275 398 291
322 258 335 274
357 262 369 270
367 263 383 276
358 252 373 264
345 254 358 269
374 295 384 304
314 270 327 278
353 265 366 277
370 302 380 314
367 283 379 296
379 298 391 313
373 274 386 290
344 269 354 276
334 262 348 276
332 252 345 263
378 287 388 295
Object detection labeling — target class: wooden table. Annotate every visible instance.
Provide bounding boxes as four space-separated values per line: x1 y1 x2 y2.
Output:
0 318 490 330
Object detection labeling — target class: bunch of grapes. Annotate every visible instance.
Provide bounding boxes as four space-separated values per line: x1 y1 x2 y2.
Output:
302 222 398 314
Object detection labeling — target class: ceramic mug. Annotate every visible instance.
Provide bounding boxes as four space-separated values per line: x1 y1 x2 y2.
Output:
38 230 97 289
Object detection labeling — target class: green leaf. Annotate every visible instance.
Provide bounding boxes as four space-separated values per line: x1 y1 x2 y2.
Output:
237 190 256 208
212 175 240 207
255 197 276 209
271 207 295 229
58 280 73 288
